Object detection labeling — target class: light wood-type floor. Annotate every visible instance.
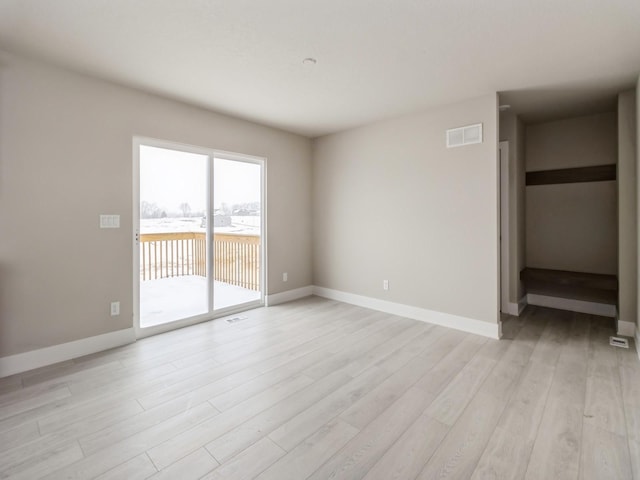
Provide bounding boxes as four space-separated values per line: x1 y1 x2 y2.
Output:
1 297 639 479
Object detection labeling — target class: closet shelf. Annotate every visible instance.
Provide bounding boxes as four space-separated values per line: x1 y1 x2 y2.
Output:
526 164 616 186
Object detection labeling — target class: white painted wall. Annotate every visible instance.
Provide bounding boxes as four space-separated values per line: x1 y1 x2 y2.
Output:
312 94 499 325
0 52 312 358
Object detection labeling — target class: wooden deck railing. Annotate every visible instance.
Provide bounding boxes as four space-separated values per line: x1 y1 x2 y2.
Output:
140 232 260 291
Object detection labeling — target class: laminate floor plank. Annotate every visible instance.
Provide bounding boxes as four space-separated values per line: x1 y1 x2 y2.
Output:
362 409 449 480
470 360 555 480
301 317 412 379
416 312 545 480
251 311 387 375
0 299 636 480
339 322 431 378
118 297 334 369
618 345 640 480
411 333 486 397
208 348 339 413
0 385 72 422
207 317 359 371
586 315 618 378
425 349 497 426
0 380 70 410
65 362 178 396
206 310 349 365
204 369 354 463
307 386 436 480
200 437 285 480
268 366 386 451
21 360 124 390
579 424 633 480
257 419 359 480
146 373 314 470
0 401 144 472
44 402 219 479
527 307 573 366
0 357 221 434
583 368 627 436
524 313 591 480
94 453 158 480
339 327 459 430
469 315 554 480
0 420 40 454
16 360 75 387
136 365 262 411
146 448 219 480
0 374 23 395
0 441 84 480
79 390 220 455
38 398 145 436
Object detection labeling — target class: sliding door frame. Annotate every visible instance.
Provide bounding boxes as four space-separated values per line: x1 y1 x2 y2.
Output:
132 136 267 339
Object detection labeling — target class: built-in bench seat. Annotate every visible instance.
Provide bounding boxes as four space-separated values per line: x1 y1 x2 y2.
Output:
520 267 617 306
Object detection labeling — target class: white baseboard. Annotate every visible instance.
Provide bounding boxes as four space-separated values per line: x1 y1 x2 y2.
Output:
526 294 616 318
265 286 314 306
617 320 636 338
518 296 527 315
0 328 135 378
313 286 500 339
505 302 518 316
503 296 527 317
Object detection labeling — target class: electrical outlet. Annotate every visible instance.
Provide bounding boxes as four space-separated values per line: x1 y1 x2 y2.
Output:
110 301 120 316
283 272 288 282
383 280 389 290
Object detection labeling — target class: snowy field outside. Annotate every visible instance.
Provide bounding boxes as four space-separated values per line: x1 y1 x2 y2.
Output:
140 216 260 235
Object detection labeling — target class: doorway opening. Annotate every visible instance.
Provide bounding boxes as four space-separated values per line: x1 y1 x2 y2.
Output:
133 138 265 335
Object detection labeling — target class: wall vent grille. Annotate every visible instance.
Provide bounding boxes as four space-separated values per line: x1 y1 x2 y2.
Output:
226 316 248 324
609 336 629 348
446 123 483 148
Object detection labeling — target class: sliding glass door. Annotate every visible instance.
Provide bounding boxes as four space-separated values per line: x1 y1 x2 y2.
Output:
213 157 262 310
134 139 264 333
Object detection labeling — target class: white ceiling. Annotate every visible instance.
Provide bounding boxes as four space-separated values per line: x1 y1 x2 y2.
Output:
0 0 639 137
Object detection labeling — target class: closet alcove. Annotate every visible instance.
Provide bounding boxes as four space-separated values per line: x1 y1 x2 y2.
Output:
521 162 618 309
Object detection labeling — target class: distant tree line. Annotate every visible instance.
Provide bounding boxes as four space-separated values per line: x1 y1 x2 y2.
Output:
140 200 258 219
221 201 260 216
140 201 204 219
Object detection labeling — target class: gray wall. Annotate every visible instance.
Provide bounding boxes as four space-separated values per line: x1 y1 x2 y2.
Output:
525 112 618 275
499 112 526 303
0 52 313 358
312 94 499 325
637 74 640 332
618 90 637 329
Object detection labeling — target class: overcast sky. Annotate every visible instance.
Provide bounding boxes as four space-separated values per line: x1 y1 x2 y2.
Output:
140 145 260 214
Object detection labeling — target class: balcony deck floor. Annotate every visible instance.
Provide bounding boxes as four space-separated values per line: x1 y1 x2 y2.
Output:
140 275 260 327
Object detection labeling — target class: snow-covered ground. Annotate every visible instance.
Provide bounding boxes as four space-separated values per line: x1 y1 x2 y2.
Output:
140 216 260 235
140 275 260 328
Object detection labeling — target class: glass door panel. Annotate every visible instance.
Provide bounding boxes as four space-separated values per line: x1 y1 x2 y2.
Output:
213 157 262 311
139 145 209 328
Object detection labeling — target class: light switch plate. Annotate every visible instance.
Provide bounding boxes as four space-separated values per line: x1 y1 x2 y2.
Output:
100 215 120 228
